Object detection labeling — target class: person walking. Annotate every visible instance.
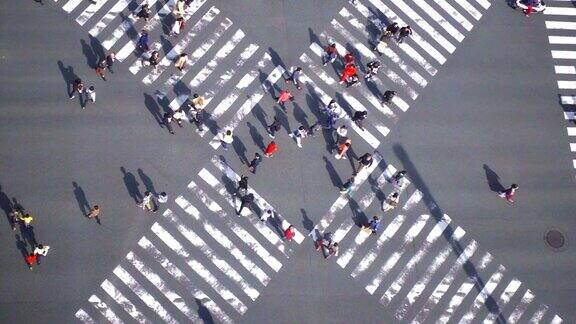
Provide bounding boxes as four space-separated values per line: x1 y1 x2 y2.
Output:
335 138 352 160
365 60 380 81
33 244 50 264
148 51 160 69
498 184 518 204
260 205 274 222
140 191 157 212
267 116 282 139
392 170 407 190
95 57 108 80
247 153 262 174
289 126 308 148
374 23 398 54
363 216 381 234
137 30 149 52
264 141 278 157
18 213 34 228
87 205 101 224
162 112 175 134
83 86 96 110
172 109 186 127
382 90 396 105
276 89 293 108
174 53 188 71
219 129 234 150
157 192 168 204
173 0 186 18
382 192 400 212
236 193 254 215
335 125 348 142
69 78 85 99
340 176 355 194
106 51 116 73
284 225 295 241
323 43 338 66
343 52 355 66
26 253 38 271
356 153 374 174
136 3 151 21
187 94 205 131
397 26 413 44
170 17 184 36
286 67 304 90
189 93 205 110
339 64 358 85
352 110 368 129
234 175 249 196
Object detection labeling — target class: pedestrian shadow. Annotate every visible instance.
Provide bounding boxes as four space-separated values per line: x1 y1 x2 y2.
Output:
121 167 142 203
89 35 106 61
143 93 164 126
20 223 37 248
483 164 505 193
195 298 214 324
0 185 14 229
80 39 98 69
73 182 90 216
393 144 503 318
293 102 309 129
301 208 314 231
304 92 333 153
173 79 190 97
365 74 384 98
367 6 390 28
267 47 286 76
57 61 79 97
349 197 368 227
323 156 342 188
138 168 157 196
118 12 139 41
274 106 291 134
259 69 280 100
232 137 248 165
247 122 265 151
251 105 269 130
15 234 29 260
159 35 174 57
162 14 176 35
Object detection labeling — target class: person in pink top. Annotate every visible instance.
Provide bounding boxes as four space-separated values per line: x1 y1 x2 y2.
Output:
284 225 295 241
276 89 293 108
498 184 518 204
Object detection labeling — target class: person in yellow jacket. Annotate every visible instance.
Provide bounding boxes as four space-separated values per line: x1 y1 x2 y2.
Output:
18 213 34 227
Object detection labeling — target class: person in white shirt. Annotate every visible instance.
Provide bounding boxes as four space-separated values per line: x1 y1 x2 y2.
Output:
219 129 234 150
289 126 308 148
34 244 50 264
288 67 304 90
157 192 168 204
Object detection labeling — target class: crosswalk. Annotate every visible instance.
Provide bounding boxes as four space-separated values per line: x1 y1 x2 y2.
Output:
545 1 576 178
54 0 496 152
310 159 564 323
75 155 305 323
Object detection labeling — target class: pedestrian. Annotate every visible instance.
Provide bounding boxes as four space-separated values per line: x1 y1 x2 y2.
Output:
382 90 396 105
323 43 338 66
365 60 380 80
346 73 361 87
286 67 304 90
289 126 308 148
498 184 518 204
267 116 282 139
33 244 50 264
397 26 413 44
307 120 322 136
339 64 357 84
234 175 249 196
236 193 254 215
284 225 295 241
26 253 37 271
95 57 108 80
172 108 186 127
162 112 175 134
188 94 205 131
247 153 262 173
335 125 348 142
174 53 188 71
137 30 149 52
173 0 186 18
148 51 160 69
136 3 151 22
264 141 278 157
523 0 537 16
69 78 85 99
392 170 407 190
335 138 351 160
352 110 368 129
276 89 293 107
356 153 374 174
140 191 157 212
219 129 234 150
106 51 116 73
83 86 96 110
382 192 400 212
340 176 355 194
343 52 355 66
385 22 400 36
260 205 274 222
189 93 205 110
170 17 184 36
18 213 34 228
363 216 381 234
87 205 101 224
323 99 339 116
157 192 168 204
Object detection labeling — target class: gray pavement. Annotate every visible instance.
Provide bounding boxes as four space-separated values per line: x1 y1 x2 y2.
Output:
0 0 574 323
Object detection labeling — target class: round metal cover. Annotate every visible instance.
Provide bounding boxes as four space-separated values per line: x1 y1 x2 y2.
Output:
545 229 566 251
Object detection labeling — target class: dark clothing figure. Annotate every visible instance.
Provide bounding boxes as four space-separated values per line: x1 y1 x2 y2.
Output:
163 112 175 134
236 193 254 215
268 117 282 139
137 31 149 51
248 154 262 174
352 110 368 129
69 78 85 99
356 153 374 174
383 90 396 104
137 4 151 21
96 58 108 80
397 26 413 44
386 22 400 36
235 176 249 196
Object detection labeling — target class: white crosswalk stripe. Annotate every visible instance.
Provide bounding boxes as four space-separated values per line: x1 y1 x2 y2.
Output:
88 0 132 37
88 295 124 324
100 279 149 323
507 289 535 323
528 304 549 323
482 278 522 323
75 308 97 324
76 0 110 26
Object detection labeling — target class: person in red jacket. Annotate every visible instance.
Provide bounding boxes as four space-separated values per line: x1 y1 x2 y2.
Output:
339 64 357 84
284 225 295 241
264 141 278 157
276 89 293 106
26 253 37 271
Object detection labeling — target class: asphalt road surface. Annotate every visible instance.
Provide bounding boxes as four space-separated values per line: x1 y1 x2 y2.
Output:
0 0 574 323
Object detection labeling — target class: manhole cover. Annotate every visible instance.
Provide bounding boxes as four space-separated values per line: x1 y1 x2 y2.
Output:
545 230 566 250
